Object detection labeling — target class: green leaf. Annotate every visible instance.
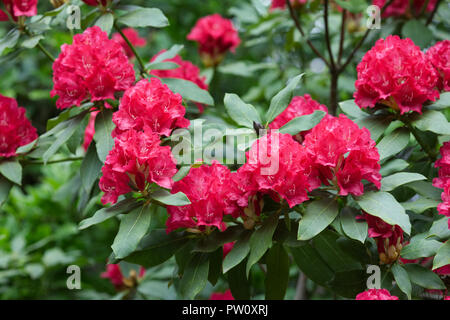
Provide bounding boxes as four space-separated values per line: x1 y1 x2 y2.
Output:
208 248 223 286
145 44 184 67
146 61 179 71
356 191 411 234
391 264 412 300
265 243 289 300
297 197 339 241
401 198 440 214
246 213 279 276
380 172 426 192
355 116 390 141
0 29 20 55
428 217 450 241
401 20 432 48
95 13 114 35
228 260 251 300
224 93 262 128
80 143 102 193
377 128 410 161
339 99 367 119
379 159 409 176
404 181 441 201
340 207 368 244
329 270 367 298
403 264 445 290
21 35 44 49
0 159 22 185
432 241 450 270
412 110 450 135
334 0 368 13
0 176 12 207
265 74 303 124
111 205 154 259
150 189 190 206
223 231 252 274
161 77 214 106
400 233 442 259
93 110 115 163
279 110 326 135
289 243 334 286
193 226 243 253
79 198 141 230
179 252 209 300
117 7 169 28
427 92 450 110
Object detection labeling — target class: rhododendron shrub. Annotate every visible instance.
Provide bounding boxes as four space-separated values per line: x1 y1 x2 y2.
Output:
0 0 448 302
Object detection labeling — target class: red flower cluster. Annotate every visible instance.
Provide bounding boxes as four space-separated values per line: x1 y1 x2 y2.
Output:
209 289 235 300
112 28 147 59
426 40 450 92
51 26 135 109
359 212 404 264
166 162 234 233
0 0 37 21
112 78 189 137
187 14 240 67
433 141 450 228
354 35 439 114
356 288 399 300
270 0 307 10
372 0 437 18
101 264 145 291
82 111 98 151
99 127 177 205
303 114 381 196
0 94 37 158
269 94 328 142
81 0 107 6
149 50 209 112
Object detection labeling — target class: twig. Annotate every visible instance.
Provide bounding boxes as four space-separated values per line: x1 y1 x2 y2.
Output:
113 21 146 77
337 9 347 64
323 0 336 70
36 42 55 62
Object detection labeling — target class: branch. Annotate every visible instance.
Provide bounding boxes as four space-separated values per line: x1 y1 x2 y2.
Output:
337 9 347 64
113 21 146 77
286 0 330 68
324 0 336 70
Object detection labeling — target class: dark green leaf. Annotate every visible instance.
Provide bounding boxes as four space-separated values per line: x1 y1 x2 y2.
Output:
223 230 252 274
392 263 412 300
162 77 214 106
403 263 445 290
208 248 223 286
377 128 410 161
117 7 169 28
381 172 426 192
355 116 390 141
93 110 115 163
0 159 22 185
224 93 262 128
340 207 368 243
179 252 209 299
150 189 190 206
279 110 326 135
80 143 102 193
0 176 12 207
265 243 289 300
228 260 251 300
400 233 442 259
297 197 339 241
401 20 433 48
329 270 366 298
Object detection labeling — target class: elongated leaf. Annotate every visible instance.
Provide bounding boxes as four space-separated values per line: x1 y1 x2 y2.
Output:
265 74 303 124
339 99 367 119
223 231 252 274
377 128 410 160
0 159 22 185
208 248 223 286
403 264 446 290
356 191 411 235
117 7 169 28
297 197 339 241
146 61 179 71
381 172 426 192
0 29 20 55
427 92 450 110
228 260 251 300
80 143 102 193
79 198 141 230
355 116 390 141
379 159 409 176
265 243 289 300
412 110 450 135
224 93 261 128
400 233 442 259
401 198 440 214
145 44 184 67
405 181 441 200
329 270 367 298
150 189 190 206
246 213 279 276
432 241 450 270
340 207 368 243
93 110 115 163
162 77 214 105
0 176 12 206
279 110 326 135
193 226 243 253
95 13 114 34
428 217 450 241
391 264 412 300
179 252 209 299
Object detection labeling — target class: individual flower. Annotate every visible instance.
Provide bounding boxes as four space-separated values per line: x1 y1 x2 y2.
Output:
101 264 145 291
0 0 38 20
359 212 404 264
354 35 439 114
112 28 147 59
356 288 399 300
433 142 450 228
209 289 235 300
166 162 234 233
187 14 240 67
269 94 328 142
426 40 450 92
82 111 98 151
0 94 37 158
149 50 209 112
270 0 307 10
372 0 438 18
51 26 135 109
99 127 177 205
112 78 189 137
302 114 381 196
81 0 108 6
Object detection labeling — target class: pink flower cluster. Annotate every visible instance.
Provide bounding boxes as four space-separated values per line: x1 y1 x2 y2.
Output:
81 0 107 6
270 0 307 10
99 127 177 205
433 142 450 228
112 78 189 137
426 40 450 92
354 35 439 114
51 26 135 109
372 0 437 18
356 288 399 300
149 50 209 112
101 264 145 291
0 94 37 158
187 14 240 67
112 28 147 59
0 0 37 21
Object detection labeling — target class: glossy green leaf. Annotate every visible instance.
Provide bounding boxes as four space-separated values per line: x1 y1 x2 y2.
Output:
223 230 252 274
224 93 262 128
179 252 209 299
265 243 289 300
117 7 169 28
298 197 339 241
162 77 214 106
432 241 450 271
403 263 446 290
392 263 411 300
279 110 326 136
150 189 190 206
80 143 102 193
93 110 115 163
0 159 22 185
381 172 426 192
340 207 368 243
377 128 410 160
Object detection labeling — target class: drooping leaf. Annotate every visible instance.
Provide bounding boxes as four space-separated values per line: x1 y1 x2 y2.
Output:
279 110 326 136
93 110 115 163
340 207 368 244
376 128 410 161
403 263 446 290
391 263 412 300
162 77 214 106
117 7 169 28
0 159 22 185
150 189 191 206
265 243 289 300
297 197 339 241
80 143 102 193
223 230 252 274
432 241 450 271
179 252 209 300
380 172 426 192
224 93 262 129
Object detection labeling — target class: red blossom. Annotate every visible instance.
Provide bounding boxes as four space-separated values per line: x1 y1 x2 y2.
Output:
433 142 450 228
372 0 438 18
187 14 240 67
426 40 450 92
112 28 147 59
166 162 234 233
270 0 307 10
81 0 107 6
101 264 145 291
51 26 135 109
0 94 37 158
112 78 189 137
303 114 381 196
0 0 37 20
209 289 235 300
354 35 439 114
356 288 399 300
99 127 177 205
149 50 209 112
